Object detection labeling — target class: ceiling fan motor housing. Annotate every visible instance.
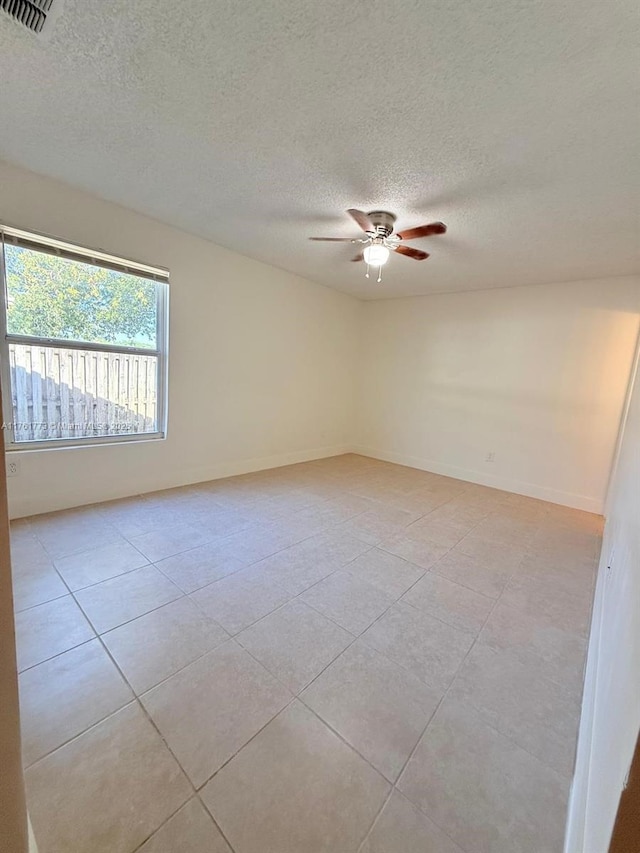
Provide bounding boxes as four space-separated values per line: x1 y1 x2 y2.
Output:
367 211 397 237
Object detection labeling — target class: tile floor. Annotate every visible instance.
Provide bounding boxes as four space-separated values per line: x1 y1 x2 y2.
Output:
11 454 602 853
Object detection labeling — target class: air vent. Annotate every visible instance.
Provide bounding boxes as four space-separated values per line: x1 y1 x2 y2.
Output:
1 0 53 34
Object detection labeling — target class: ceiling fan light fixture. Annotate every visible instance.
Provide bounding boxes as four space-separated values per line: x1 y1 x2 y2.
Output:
363 243 390 266
309 210 446 284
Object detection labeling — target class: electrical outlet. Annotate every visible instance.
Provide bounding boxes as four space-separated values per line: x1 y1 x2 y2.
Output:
6 457 19 478
485 452 495 463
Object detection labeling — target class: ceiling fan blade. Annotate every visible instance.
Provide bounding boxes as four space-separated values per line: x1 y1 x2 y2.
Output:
395 245 430 260
397 222 447 240
351 252 364 262
309 237 356 241
347 208 375 233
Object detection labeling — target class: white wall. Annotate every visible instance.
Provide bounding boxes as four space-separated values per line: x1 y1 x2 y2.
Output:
2 160 639 522
357 279 640 512
0 161 361 518
565 334 640 852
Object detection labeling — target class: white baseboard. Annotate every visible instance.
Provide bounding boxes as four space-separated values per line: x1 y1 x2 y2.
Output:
9 444 353 518
11 442 603 517
353 445 603 513
178 444 355 487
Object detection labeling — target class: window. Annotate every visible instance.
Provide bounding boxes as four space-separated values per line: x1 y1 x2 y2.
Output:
0 227 169 448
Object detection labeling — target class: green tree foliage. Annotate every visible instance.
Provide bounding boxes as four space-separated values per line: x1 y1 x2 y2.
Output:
5 246 157 347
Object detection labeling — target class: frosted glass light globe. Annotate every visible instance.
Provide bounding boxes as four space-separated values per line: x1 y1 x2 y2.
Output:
363 243 390 266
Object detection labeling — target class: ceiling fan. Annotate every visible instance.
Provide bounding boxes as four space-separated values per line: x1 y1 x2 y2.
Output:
309 209 446 282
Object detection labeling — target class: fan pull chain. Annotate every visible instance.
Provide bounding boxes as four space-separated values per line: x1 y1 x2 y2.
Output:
365 264 370 279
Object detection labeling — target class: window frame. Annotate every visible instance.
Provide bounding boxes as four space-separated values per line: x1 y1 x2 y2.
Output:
0 225 169 451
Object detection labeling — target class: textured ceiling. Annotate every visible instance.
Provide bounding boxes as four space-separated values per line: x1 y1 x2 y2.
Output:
0 0 638 299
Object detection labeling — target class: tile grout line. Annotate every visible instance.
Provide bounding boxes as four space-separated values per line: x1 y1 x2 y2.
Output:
17 489 485 745
359 502 587 852
69 598 239 853
19 518 379 679
288 514 498 852
354 504 522 853
13 464 601 852
191 552 389 794
188 543 428 795
22 515 242 851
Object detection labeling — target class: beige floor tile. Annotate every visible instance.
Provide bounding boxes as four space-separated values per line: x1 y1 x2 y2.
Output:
346 548 425 599
192 524 298 567
9 518 36 545
402 572 494 635
281 503 350 536
321 492 379 515
500 494 551 522
427 501 491 527
12 558 68 612
54 539 149 590
15 457 591 853
517 551 597 592
375 491 449 516
143 485 206 510
11 535 54 573
103 500 177 539
471 515 539 547
141 641 291 787
538 507 604 535
527 532 601 568
302 641 440 781
249 549 339 596
453 534 526 573
480 599 587 693
201 701 389 853
26 703 191 853
456 485 512 509
242 491 325 521
16 596 95 671
138 503 214 531
128 522 217 562
19 639 133 766
398 699 569 853
339 505 421 546
402 517 472 549
501 571 593 636
380 536 449 571
30 506 109 528
529 524 602 555
449 642 581 777
292 494 376 531
32 517 124 560
156 544 245 593
139 798 231 853
413 482 468 503
360 602 474 692
348 481 418 506
541 505 604 535
237 600 353 693
430 549 513 599
102 597 229 694
189 506 255 539
304 528 374 563
74 565 182 633
247 517 316 550
361 791 464 853
301 571 393 635
251 530 371 595
190 569 292 634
